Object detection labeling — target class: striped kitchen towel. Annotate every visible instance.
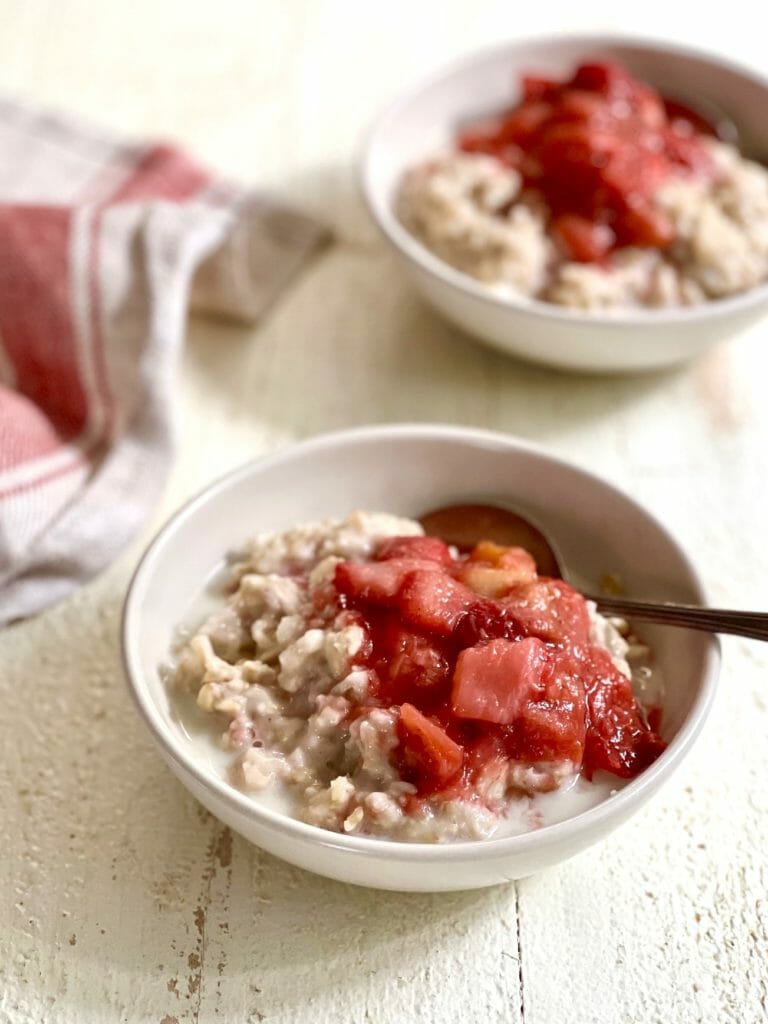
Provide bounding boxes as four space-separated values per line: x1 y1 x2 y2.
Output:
0 100 327 625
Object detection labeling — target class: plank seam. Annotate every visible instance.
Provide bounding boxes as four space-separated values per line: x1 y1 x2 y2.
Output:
515 881 526 1022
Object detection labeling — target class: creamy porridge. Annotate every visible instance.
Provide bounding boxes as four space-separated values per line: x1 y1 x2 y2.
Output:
167 511 665 843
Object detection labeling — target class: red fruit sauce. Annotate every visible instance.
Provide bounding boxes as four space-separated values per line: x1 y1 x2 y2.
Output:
332 535 666 802
457 60 719 262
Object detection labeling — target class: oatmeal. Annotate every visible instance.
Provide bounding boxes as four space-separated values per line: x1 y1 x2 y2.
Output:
168 512 665 843
396 61 768 310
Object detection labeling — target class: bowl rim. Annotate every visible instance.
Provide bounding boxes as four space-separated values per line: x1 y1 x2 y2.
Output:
360 31 768 329
121 423 721 863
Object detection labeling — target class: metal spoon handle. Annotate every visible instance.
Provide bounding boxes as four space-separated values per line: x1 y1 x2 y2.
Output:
590 596 768 642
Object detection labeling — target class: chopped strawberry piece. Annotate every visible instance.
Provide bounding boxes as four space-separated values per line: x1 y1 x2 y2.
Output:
376 535 453 565
513 648 587 764
581 647 666 778
397 703 464 790
502 579 591 646
452 601 519 648
458 563 536 599
459 544 538 596
634 89 666 130
398 569 477 636
521 74 561 102
551 214 615 263
496 547 539 577
452 637 548 724
335 559 406 606
617 204 674 249
458 565 515 599
468 541 538 577
468 540 507 564
371 616 451 700
458 119 505 154
536 125 614 195
514 702 586 766
389 632 449 691
461 730 508 783
497 101 552 145
550 88 617 131
571 61 634 97
335 557 440 606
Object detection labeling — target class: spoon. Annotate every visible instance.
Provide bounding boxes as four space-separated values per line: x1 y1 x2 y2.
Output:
418 503 768 642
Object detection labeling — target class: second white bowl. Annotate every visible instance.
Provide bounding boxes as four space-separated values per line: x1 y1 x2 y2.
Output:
361 36 768 373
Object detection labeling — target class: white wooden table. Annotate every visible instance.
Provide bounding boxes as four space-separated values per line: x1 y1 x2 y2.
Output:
1 3 767 1022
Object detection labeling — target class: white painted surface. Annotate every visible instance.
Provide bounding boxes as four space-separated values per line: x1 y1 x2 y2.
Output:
0 2 766 1022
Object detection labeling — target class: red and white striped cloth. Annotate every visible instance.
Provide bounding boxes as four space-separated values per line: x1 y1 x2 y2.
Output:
0 100 327 625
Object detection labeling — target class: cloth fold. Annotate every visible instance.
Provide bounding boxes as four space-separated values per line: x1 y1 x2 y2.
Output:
0 100 327 625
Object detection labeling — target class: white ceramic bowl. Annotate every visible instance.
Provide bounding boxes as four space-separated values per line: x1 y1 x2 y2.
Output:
361 36 768 373
122 424 720 891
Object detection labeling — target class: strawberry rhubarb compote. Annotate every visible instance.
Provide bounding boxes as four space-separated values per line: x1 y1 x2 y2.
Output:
397 61 768 309
170 512 665 842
